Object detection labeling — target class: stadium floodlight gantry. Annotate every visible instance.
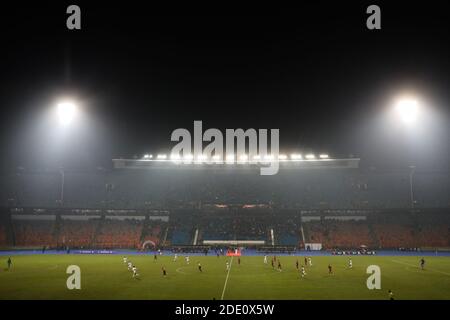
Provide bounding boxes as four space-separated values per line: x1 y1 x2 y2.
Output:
138 152 339 164
112 154 360 169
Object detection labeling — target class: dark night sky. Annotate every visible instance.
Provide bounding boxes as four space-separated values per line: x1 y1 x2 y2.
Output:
0 2 449 171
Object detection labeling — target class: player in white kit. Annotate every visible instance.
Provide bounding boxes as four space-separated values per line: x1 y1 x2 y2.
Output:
264 255 268 264
132 265 139 279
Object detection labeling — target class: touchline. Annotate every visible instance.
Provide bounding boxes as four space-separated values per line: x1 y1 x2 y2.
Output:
170 121 280 175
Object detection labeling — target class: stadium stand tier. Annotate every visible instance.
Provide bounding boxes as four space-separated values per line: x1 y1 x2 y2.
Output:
0 208 448 250
94 218 143 249
0 225 7 246
13 219 56 247
0 168 448 250
1 168 448 209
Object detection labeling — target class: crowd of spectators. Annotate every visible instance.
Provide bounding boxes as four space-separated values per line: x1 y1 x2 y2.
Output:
0 225 7 246
94 219 143 249
1 210 449 249
57 219 100 248
13 220 55 247
2 169 448 210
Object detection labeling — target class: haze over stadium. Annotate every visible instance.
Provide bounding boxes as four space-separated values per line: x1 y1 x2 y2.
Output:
0 2 449 301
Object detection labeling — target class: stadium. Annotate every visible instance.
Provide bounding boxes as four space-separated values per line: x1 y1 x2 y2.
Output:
0 3 449 303
0 156 449 299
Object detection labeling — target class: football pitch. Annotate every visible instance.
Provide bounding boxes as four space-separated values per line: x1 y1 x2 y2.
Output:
0 254 449 300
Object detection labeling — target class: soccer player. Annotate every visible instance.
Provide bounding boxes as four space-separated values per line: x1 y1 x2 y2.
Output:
420 258 425 270
308 257 312 267
226 261 230 271
271 259 275 269
132 265 139 279
128 261 133 271
388 290 395 300
304 257 308 266
7 257 12 270
162 266 167 277
295 259 299 270
123 257 128 264
198 262 202 272
348 258 353 269
301 266 306 278
328 264 333 275
263 255 268 264
154 253 158 261
277 261 282 272
173 254 178 262
185 256 190 265
238 257 241 265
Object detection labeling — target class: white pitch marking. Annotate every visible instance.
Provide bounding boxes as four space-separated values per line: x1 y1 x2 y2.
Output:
391 259 450 276
221 256 234 300
175 267 189 275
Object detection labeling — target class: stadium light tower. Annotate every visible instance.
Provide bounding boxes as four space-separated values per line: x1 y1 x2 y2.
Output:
54 99 80 205
391 94 423 210
409 165 416 209
59 169 65 205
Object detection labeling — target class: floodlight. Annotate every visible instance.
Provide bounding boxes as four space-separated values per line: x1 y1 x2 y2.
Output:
290 154 302 160
57 101 77 126
253 155 261 161
157 154 167 160
319 154 329 159
305 154 315 160
197 154 207 162
226 154 235 163
239 154 248 161
263 155 274 162
183 154 193 163
212 155 221 162
278 154 287 160
394 98 419 124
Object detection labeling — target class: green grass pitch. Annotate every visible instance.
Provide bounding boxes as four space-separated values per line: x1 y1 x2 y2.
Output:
0 254 449 299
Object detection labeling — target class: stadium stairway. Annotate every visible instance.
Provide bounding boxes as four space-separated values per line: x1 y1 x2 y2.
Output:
161 226 169 246
300 224 306 247
53 215 62 247
193 228 199 245
139 216 150 243
367 222 379 248
91 215 105 247
6 212 15 246
411 213 422 247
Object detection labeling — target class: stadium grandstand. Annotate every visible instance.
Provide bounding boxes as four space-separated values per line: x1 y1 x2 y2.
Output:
0 162 448 252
